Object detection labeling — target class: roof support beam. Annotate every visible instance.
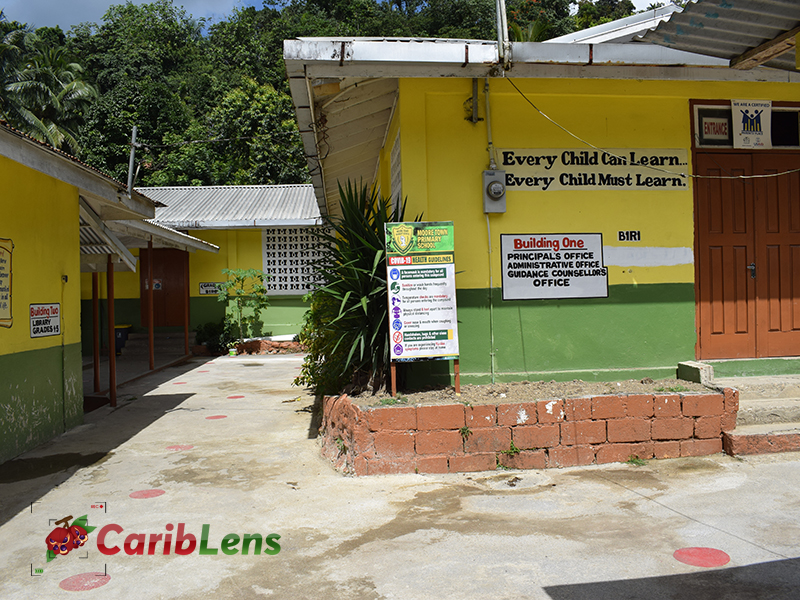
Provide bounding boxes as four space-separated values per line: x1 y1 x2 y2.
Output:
79 197 137 271
730 25 800 70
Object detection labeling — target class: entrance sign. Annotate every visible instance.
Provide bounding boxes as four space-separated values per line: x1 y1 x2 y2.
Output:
0 238 11 328
501 234 608 300
732 100 772 149
30 303 60 338
498 148 689 191
385 222 459 361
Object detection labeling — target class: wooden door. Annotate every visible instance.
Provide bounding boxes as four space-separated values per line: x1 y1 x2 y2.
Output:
695 154 756 358
696 152 800 358
139 249 188 327
753 154 800 356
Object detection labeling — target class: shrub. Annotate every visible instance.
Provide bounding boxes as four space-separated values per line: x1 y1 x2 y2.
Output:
294 180 419 395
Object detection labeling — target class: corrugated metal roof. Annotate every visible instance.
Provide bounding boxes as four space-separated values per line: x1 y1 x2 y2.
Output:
640 0 800 71
141 184 322 229
547 4 682 44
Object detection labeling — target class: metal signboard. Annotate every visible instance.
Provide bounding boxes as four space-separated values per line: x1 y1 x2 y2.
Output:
385 222 459 361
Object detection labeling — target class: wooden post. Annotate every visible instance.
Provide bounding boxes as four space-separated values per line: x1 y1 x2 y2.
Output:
454 358 461 394
183 251 189 355
107 255 117 407
92 272 100 393
147 239 154 370
390 362 397 397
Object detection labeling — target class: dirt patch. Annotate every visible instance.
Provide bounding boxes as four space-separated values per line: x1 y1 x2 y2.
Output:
352 377 712 408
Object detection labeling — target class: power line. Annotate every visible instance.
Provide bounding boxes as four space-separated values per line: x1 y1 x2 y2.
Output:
506 78 800 182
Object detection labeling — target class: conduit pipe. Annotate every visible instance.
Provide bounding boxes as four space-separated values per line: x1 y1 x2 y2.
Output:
484 78 497 383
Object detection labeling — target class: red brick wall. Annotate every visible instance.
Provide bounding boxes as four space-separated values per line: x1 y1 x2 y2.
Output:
319 389 738 476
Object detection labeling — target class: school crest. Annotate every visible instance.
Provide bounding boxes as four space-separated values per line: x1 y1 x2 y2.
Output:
391 224 414 254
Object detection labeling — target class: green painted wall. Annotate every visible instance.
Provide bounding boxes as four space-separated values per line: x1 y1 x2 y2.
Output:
407 283 695 386
0 343 83 463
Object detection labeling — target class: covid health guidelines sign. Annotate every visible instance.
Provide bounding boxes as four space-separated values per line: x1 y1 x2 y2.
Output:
385 222 459 361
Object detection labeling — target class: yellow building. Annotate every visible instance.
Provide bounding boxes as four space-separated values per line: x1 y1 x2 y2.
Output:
0 122 153 462
284 8 800 385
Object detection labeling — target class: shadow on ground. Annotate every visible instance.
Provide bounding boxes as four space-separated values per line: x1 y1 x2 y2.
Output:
0 391 192 528
543 557 800 600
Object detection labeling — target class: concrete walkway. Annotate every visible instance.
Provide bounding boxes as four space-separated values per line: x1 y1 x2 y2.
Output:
2 355 800 599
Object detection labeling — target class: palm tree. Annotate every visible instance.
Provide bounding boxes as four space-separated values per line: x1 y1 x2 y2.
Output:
509 19 550 42
1 30 97 154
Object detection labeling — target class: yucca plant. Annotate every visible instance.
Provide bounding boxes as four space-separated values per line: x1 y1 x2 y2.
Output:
295 180 419 395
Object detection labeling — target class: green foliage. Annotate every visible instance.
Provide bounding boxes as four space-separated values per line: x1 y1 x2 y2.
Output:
194 319 236 355
380 395 408 405
508 0 575 39
294 180 419 395
626 454 647 466
575 0 635 31
501 440 521 456
509 19 550 42
0 24 96 153
459 426 472 440
217 268 270 344
655 384 690 393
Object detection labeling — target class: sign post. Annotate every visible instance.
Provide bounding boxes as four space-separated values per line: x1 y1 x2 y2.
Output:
384 222 460 395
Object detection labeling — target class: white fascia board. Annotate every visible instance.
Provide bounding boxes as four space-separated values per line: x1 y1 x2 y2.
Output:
511 42 727 67
107 220 220 253
156 219 323 230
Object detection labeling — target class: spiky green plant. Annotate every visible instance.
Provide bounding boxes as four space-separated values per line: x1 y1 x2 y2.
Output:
294 180 419 395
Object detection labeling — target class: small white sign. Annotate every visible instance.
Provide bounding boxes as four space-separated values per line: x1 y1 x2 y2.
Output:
30 303 60 337
501 234 608 300
732 100 772 149
144 278 162 291
199 282 223 295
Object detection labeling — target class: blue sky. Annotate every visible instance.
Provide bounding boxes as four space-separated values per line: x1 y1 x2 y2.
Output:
2 0 659 33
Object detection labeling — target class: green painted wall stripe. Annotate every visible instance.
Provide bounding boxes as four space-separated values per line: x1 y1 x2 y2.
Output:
0 343 83 464
407 283 696 385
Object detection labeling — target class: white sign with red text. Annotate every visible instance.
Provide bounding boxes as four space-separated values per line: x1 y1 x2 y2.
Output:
501 234 608 300
30 303 60 337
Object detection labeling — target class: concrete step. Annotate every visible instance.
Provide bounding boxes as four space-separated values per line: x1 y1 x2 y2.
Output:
735 397 800 426
723 422 800 456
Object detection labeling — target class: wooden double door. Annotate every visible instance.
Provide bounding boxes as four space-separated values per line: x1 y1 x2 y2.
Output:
695 152 800 359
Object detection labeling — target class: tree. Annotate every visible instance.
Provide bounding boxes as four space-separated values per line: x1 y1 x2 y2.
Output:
1 27 96 153
507 0 575 40
575 0 635 31
217 268 270 346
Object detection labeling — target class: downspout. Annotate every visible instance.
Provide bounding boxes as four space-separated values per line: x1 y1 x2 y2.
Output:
485 78 496 384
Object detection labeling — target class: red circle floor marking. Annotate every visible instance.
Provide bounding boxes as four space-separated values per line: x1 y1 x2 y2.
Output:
173 381 187 385
59 572 110 592
206 415 227 420
129 489 165 499
197 370 209 373
673 547 730 568
227 395 245 399
166 445 194 451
